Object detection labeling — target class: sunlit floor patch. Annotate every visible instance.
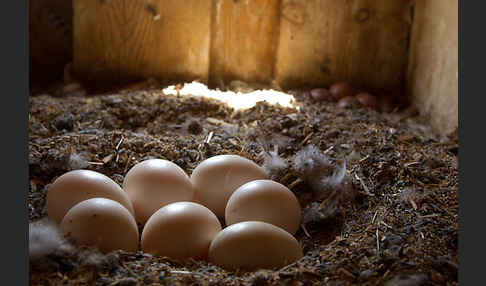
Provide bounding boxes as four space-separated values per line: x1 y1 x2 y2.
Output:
162 81 298 111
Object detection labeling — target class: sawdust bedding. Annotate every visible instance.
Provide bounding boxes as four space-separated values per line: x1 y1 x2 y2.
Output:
29 82 458 286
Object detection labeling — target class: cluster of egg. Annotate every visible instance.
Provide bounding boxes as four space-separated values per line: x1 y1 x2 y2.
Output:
310 82 380 111
46 155 303 270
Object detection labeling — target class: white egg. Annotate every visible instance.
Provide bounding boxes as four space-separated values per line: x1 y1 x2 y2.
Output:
190 155 268 218
123 159 194 225
209 221 303 270
225 179 301 235
60 198 139 253
47 170 134 224
141 202 221 260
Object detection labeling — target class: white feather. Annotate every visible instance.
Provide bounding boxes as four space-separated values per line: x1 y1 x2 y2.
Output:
29 219 66 261
322 160 347 187
262 151 288 176
292 145 331 174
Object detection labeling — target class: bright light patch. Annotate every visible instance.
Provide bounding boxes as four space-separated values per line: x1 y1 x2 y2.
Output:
162 81 298 110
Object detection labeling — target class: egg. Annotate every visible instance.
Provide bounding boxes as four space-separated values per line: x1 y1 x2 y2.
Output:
329 82 354 101
337 96 359 108
190 155 268 218
356 92 380 111
208 221 303 270
123 159 194 225
60 198 139 253
225 180 301 235
310 88 332 102
141 202 221 260
47 170 134 224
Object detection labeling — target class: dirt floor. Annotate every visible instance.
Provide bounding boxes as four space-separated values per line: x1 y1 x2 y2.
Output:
28 81 458 286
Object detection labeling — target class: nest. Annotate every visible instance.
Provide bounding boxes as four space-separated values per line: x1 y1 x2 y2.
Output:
29 82 458 285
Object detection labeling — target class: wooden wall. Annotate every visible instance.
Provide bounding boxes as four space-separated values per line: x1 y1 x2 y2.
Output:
73 0 413 92
30 0 72 85
73 0 212 86
209 0 281 86
407 0 458 135
275 0 411 90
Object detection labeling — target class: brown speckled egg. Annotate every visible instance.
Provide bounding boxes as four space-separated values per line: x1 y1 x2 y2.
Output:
60 198 139 253
356 92 380 111
141 202 222 260
337 96 359 108
225 180 301 235
47 170 134 225
123 159 194 225
190 155 269 218
310 88 332 102
208 221 303 270
329 82 354 101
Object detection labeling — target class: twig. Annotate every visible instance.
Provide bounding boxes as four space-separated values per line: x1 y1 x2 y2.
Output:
318 190 338 210
288 178 303 189
380 221 392 229
404 161 420 168
409 197 418 210
359 154 370 163
206 131 214 144
301 224 311 238
124 154 132 174
323 146 334 154
170 271 193 275
355 173 374 196
143 141 157 149
376 228 380 256
279 261 299 272
115 136 124 150
372 210 378 224
280 173 293 184
337 268 356 280
300 132 314 146
382 269 391 281
418 213 440 219
102 154 114 164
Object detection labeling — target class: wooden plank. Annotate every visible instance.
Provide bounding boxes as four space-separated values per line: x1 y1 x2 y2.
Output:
209 0 281 87
73 0 212 86
407 0 458 135
30 0 72 84
274 0 412 92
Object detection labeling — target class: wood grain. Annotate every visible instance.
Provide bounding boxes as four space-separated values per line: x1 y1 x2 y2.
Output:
209 0 281 87
73 0 212 86
274 0 412 91
407 0 458 135
73 0 415 96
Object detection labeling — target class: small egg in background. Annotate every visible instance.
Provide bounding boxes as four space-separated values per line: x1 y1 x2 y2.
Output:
190 155 269 219
329 82 355 101
337 96 359 108
225 180 301 235
310 88 333 102
208 221 303 271
47 169 134 224
123 159 194 225
356 92 380 111
60 198 139 253
141 202 222 260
